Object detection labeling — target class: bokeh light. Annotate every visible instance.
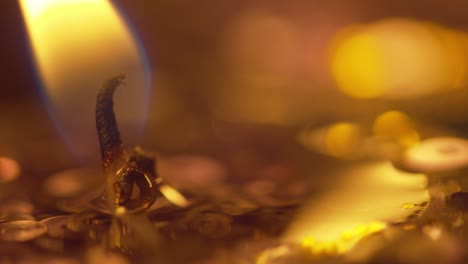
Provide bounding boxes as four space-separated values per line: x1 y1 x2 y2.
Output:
298 122 364 159
372 110 420 148
284 162 428 254
330 18 468 99
403 137 468 172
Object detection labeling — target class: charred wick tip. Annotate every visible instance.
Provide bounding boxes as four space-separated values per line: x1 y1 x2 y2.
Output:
106 73 126 87
96 74 160 212
96 74 127 163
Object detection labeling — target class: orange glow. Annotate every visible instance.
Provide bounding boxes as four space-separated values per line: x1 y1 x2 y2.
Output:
283 162 428 254
298 122 364 159
19 0 150 158
330 19 468 99
373 111 420 148
331 27 387 98
325 122 363 159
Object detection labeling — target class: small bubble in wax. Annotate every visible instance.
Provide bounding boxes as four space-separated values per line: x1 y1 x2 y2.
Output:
0 220 47 242
0 157 20 183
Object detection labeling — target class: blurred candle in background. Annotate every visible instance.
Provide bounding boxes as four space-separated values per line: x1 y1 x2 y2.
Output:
19 0 151 162
329 18 468 99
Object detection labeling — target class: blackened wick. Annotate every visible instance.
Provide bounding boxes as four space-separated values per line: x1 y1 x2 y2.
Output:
96 73 160 212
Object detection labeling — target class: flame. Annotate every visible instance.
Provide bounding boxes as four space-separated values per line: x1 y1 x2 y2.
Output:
20 0 151 159
330 19 468 99
283 162 429 254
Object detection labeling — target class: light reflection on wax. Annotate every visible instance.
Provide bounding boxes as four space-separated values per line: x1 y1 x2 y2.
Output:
19 0 151 160
283 161 429 254
159 184 189 208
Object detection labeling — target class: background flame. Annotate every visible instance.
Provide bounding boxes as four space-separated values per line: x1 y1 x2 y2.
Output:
19 0 151 161
283 162 429 254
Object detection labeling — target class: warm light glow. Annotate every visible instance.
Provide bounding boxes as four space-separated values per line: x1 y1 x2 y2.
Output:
0 157 21 183
325 122 363 158
403 137 468 172
298 122 364 159
284 162 428 254
330 19 468 99
331 28 386 99
301 221 386 254
159 184 189 207
20 0 150 158
256 245 291 264
373 110 420 148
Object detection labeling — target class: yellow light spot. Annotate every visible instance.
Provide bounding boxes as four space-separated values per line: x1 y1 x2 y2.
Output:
284 162 429 254
330 19 468 99
331 29 386 98
256 245 291 264
373 111 420 148
401 203 415 209
423 226 442 241
115 206 126 216
159 184 189 207
325 122 363 159
143 174 153 188
403 224 416 230
300 222 386 254
298 122 364 159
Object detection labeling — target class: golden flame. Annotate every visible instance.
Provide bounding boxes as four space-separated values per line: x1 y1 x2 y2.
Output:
283 162 429 254
330 19 468 99
19 0 150 158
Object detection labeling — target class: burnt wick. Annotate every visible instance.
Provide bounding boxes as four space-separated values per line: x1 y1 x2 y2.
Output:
96 73 126 164
96 73 160 213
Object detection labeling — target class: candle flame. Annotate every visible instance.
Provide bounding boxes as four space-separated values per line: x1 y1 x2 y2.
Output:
330 19 468 99
20 0 151 160
283 162 429 254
